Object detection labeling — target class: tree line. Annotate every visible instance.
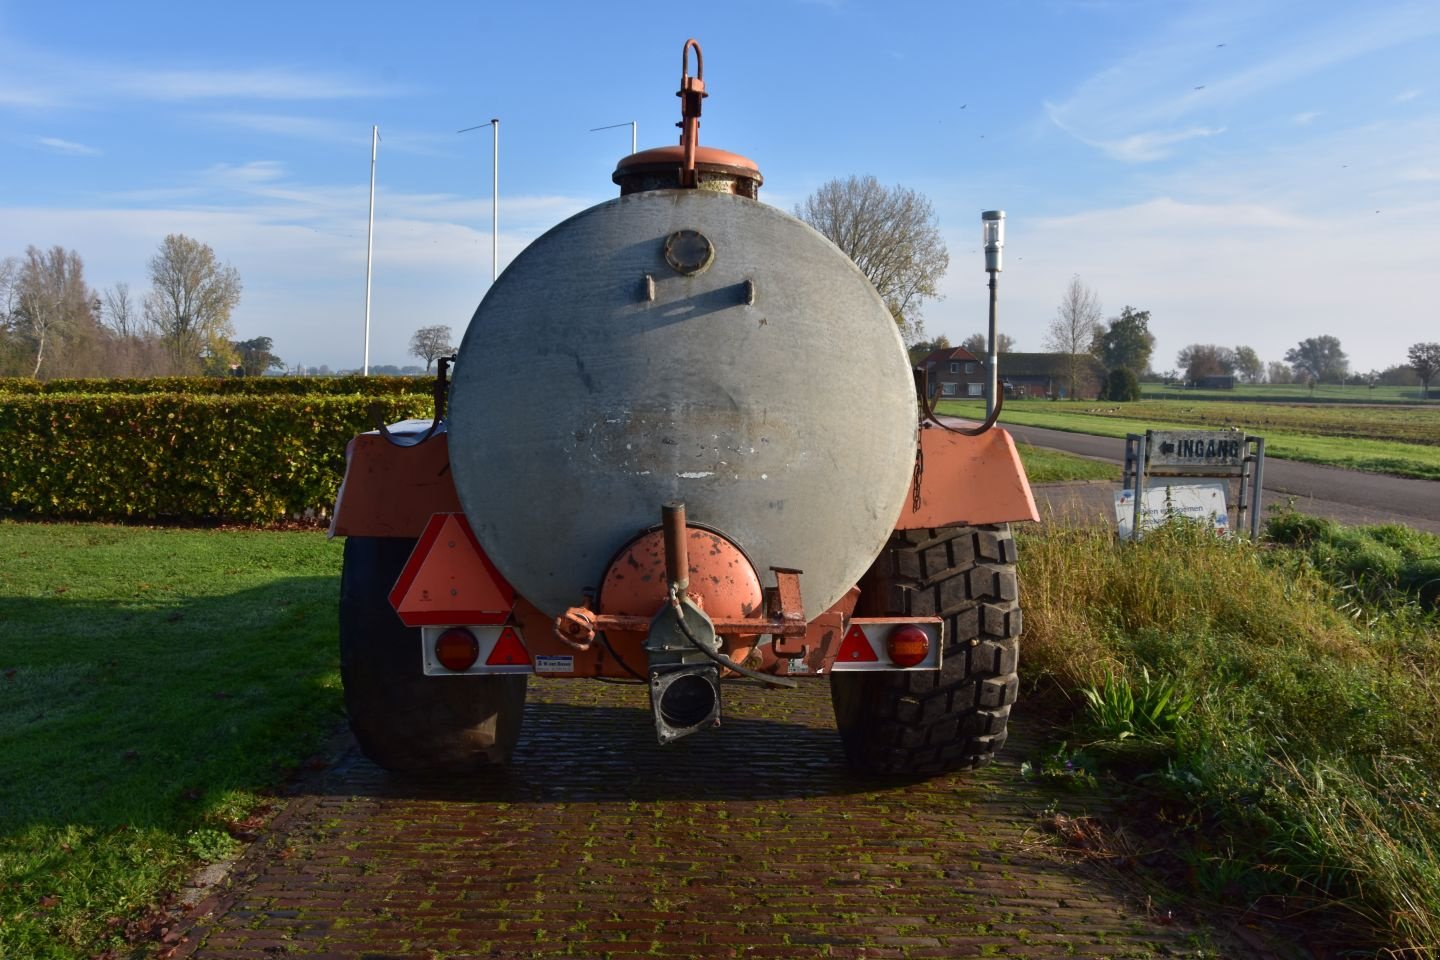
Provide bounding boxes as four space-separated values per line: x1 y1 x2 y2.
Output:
0 234 281 379
1037 276 1435 399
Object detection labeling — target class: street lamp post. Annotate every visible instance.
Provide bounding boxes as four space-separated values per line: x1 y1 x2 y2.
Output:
589 120 637 156
458 118 500 281
981 210 1005 420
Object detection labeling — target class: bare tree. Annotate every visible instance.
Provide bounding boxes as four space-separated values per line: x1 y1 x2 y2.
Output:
409 324 455 372
144 234 242 374
102 282 137 338
0 256 18 321
1044 276 1103 399
794 175 949 344
14 246 93 378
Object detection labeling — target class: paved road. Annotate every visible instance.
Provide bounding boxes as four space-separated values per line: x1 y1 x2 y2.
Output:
992 421 1439 534
170 680 1294 959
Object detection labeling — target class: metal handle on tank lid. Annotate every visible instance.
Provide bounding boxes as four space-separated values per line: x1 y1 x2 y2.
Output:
678 39 707 188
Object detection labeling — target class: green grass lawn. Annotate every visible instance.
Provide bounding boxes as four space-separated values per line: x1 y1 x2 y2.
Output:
0 522 344 960
941 398 1440 480
1014 442 1118 484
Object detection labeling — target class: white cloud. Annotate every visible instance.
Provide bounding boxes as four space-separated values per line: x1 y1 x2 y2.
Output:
196 112 454 156
204 161 289 185
0 84 57 108
35 136 100 156
1044 3 1440 161
0 39 404 112
0 158 601 369
1395 88 1422 102
1046 110 1225 161
114 67 395 102
1292 111 1321 126
198 113 370 144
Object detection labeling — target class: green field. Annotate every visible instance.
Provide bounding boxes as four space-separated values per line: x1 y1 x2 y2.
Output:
0 523 344 960
1139 382 1435 405
940 398 1440 480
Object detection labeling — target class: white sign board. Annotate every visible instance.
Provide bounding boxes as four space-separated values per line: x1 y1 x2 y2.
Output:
1116 481 1230 540
1147 429 1246 474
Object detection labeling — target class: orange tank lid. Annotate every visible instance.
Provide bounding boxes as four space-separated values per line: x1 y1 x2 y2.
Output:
616 144 760 176
611 40 764 197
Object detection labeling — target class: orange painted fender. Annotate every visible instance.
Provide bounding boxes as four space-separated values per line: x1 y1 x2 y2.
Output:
898 425 1038 530
329 428 462 539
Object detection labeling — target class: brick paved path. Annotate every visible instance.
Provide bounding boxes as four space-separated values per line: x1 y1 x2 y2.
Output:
173 679 1264 960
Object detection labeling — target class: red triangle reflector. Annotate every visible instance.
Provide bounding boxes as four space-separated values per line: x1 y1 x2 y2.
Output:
485 626 530 667
389 513 516 627
836 624 878 663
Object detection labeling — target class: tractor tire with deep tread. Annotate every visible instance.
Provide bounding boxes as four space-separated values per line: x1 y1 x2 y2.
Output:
831 523 1021 776
340 535 527 774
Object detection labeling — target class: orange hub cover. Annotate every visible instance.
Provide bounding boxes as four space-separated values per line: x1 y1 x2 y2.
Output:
598 527 763 640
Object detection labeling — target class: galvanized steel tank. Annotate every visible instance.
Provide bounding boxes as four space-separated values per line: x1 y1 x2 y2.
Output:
447 57 918 619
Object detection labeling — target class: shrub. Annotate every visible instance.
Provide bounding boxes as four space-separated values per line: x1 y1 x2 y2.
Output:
1102 367 1140 402
0 375 432 396
0 393 433 523
1267 513 1440 610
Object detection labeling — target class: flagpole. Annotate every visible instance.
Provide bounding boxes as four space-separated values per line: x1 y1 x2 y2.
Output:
363 125 378 375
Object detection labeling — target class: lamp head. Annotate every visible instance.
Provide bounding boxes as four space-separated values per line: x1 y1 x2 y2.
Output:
982 210 1005 273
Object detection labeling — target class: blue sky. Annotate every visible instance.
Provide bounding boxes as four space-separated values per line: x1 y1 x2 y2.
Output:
1 0 1436 374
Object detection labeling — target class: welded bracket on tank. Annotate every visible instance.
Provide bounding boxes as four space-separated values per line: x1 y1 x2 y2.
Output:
766 568 808 657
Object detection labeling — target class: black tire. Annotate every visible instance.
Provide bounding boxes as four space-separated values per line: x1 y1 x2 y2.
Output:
339 535 527 773
831 523 1021 776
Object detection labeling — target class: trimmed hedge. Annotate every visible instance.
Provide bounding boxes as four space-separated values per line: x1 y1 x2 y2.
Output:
0 376 433 396
0 393 433 522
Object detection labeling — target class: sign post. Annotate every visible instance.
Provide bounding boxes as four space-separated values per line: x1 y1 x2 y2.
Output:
1120 428 1265 539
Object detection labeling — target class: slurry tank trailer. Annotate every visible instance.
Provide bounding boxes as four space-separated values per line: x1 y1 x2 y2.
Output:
331 40 1037 776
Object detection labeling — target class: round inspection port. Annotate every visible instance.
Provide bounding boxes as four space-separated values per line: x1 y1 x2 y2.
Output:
664 230 714 276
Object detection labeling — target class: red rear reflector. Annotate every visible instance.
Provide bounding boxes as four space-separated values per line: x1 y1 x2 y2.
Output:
886 624 930 668
435 628 480 672
836 624 878 663
485 626 530 666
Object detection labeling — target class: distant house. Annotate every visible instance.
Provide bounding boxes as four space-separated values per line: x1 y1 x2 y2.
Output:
996 352 1105 400
915 346 989 399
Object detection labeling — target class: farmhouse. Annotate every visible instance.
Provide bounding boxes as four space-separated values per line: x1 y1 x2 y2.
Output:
914 346 988 398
